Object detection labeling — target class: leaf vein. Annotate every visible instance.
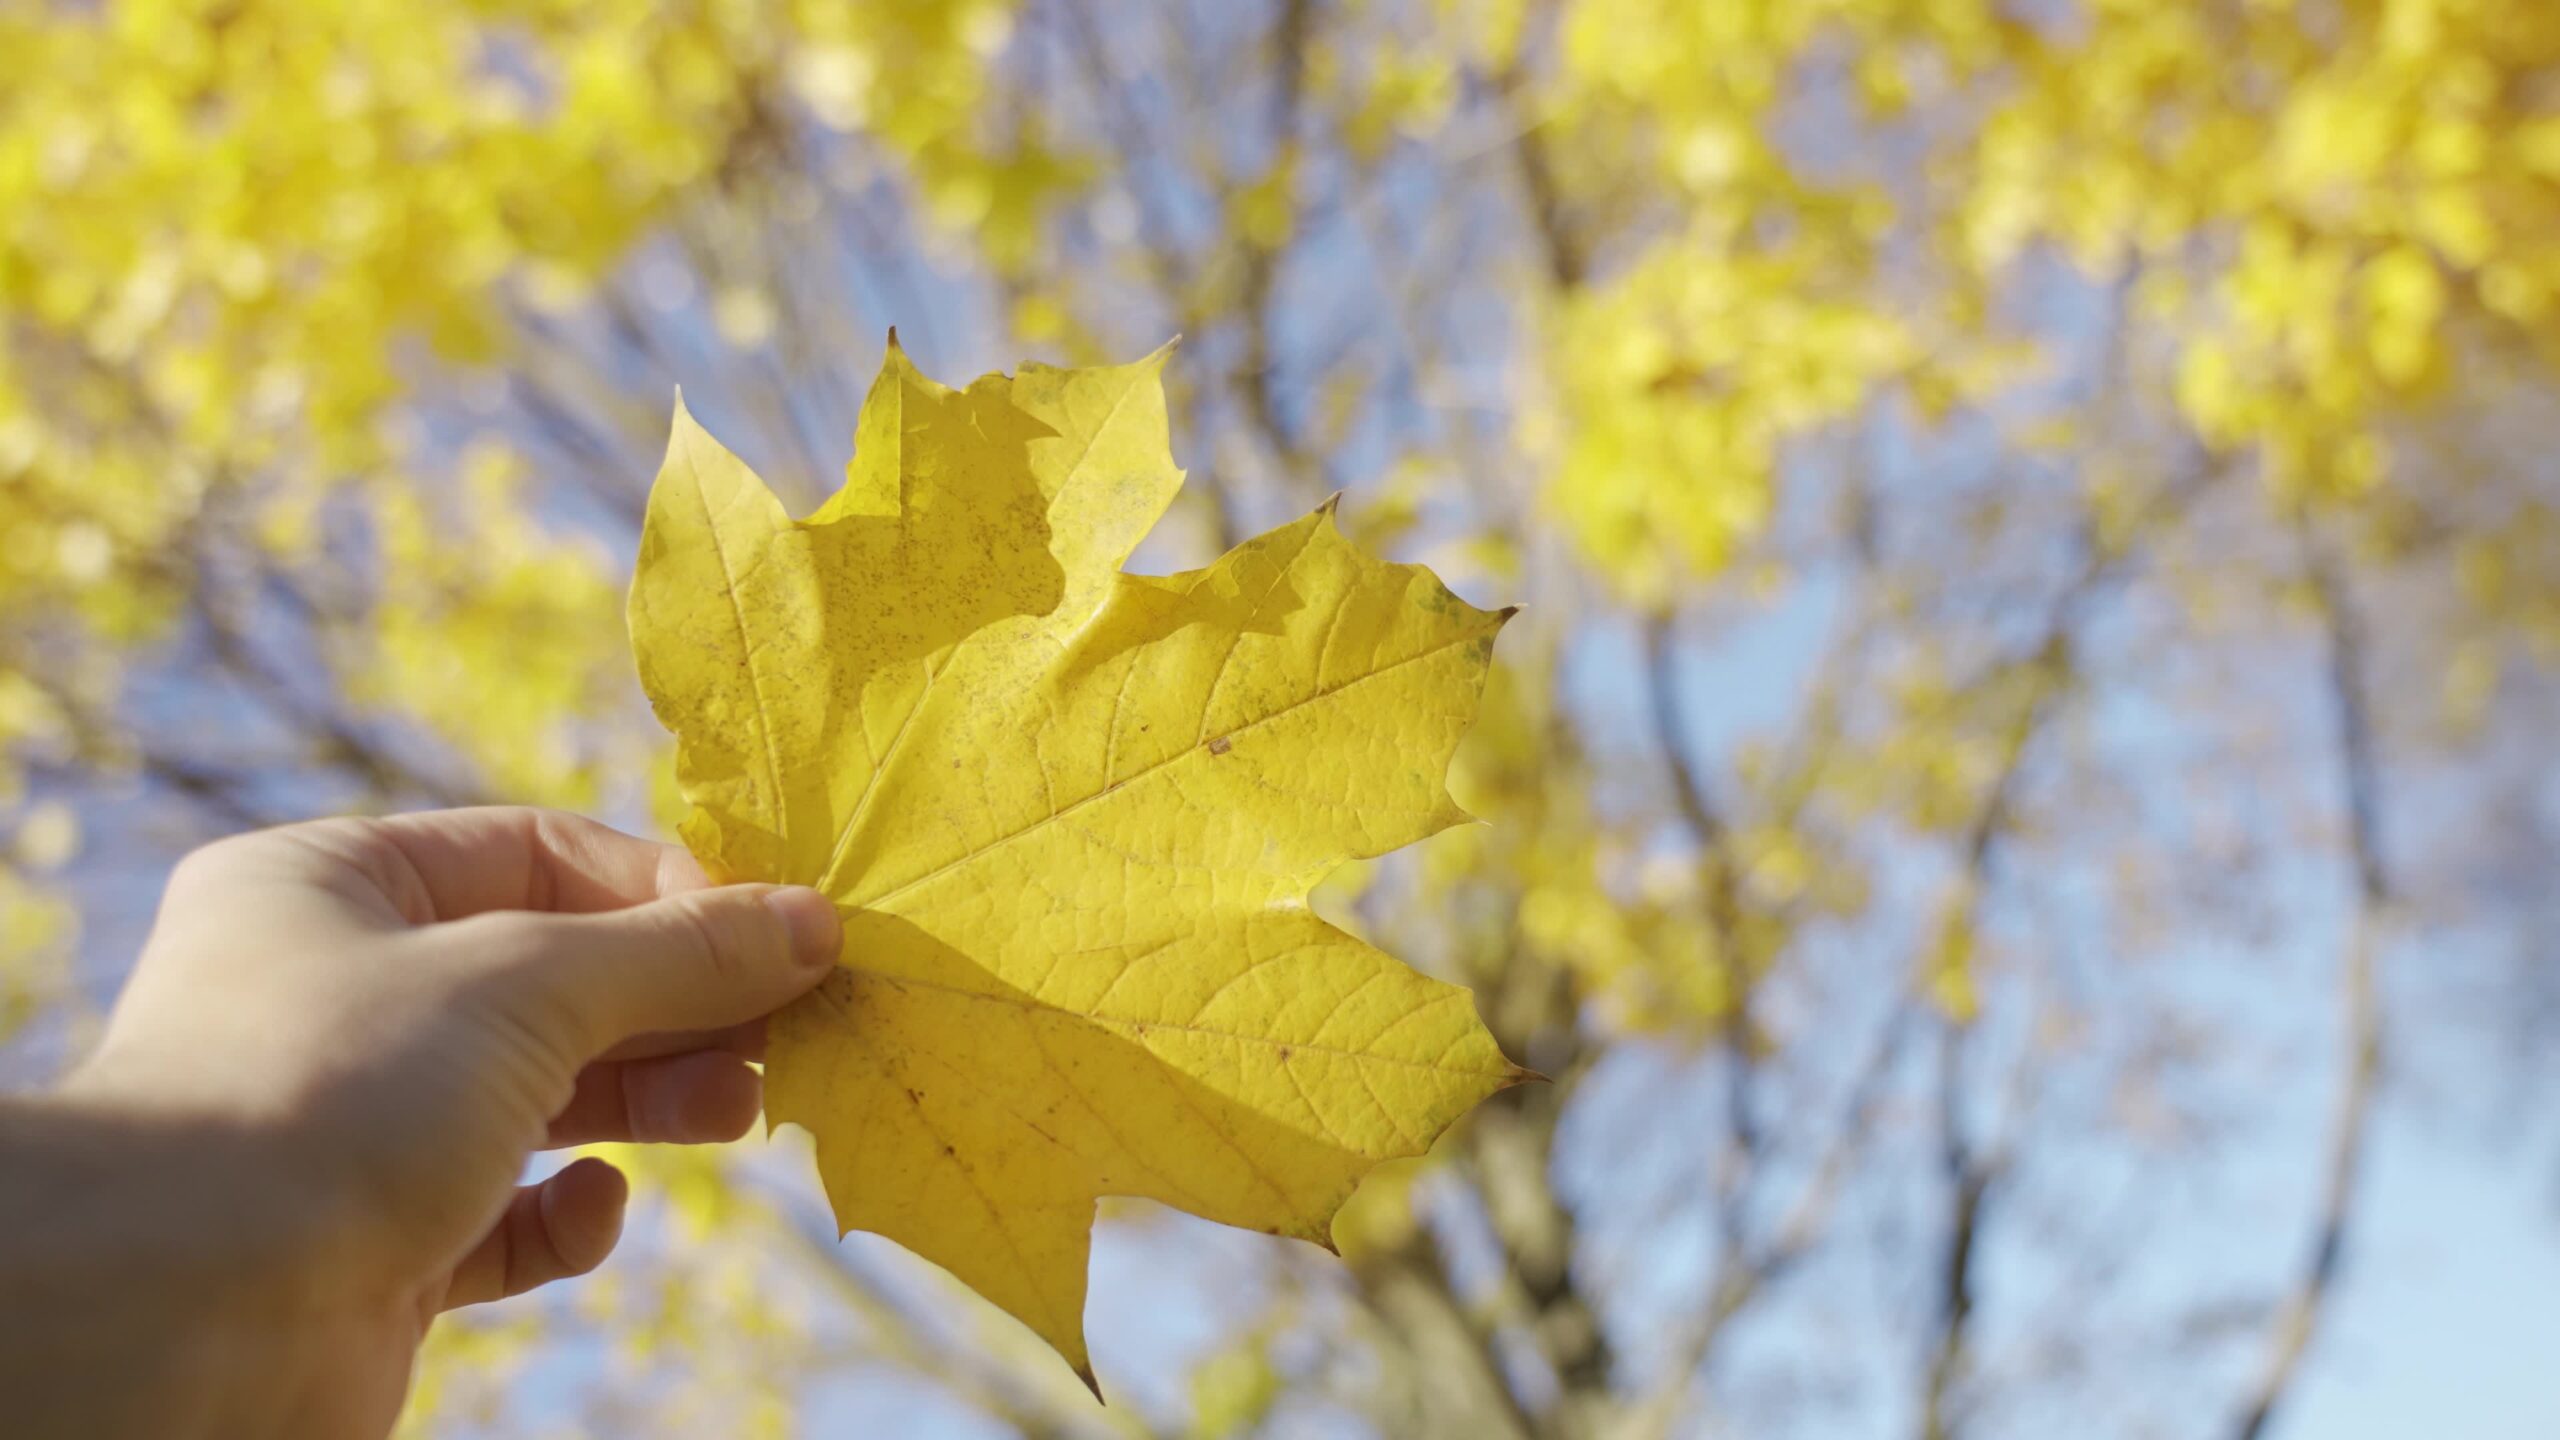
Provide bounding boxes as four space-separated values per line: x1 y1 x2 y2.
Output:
854 622 1498 911
685 434 790 841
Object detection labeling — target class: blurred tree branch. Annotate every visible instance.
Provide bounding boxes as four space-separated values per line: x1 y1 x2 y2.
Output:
2225 519 2392 1440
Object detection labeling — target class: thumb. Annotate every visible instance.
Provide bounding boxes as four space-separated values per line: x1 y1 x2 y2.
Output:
484 884 842 1053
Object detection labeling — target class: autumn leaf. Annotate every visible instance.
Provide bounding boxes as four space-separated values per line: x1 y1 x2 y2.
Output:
628 338 1526 1390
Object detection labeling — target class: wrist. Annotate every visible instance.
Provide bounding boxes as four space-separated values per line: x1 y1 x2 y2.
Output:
0 1089 351 1438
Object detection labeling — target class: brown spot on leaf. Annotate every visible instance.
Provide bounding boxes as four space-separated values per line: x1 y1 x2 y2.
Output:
1207 735 1232 756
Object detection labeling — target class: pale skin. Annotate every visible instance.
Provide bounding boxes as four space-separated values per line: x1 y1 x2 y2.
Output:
0 807 843 1439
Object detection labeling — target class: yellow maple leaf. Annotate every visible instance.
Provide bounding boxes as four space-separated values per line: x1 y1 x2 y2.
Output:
628 337 1528 1390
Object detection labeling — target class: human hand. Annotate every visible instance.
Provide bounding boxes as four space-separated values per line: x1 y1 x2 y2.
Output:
11 807 840 1439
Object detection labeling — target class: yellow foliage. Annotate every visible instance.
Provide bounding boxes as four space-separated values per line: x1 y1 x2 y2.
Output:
1483 0 2560 586
1545 238 1915 605
359 443 624 807
1946 0 2560 495
1187 1324 1286 1439
0 0 1042 809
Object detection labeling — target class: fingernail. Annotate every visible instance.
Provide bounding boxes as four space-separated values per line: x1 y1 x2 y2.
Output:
764 887 842 971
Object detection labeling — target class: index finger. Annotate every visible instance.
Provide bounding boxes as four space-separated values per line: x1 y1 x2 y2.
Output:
357 806 714 920
366 809 777 1059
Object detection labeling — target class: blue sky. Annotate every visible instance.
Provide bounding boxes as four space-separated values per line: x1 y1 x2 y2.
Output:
2283 1106 2560 1439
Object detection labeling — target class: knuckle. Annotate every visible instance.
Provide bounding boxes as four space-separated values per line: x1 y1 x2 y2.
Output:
455 910 553 966
162 828 305 910
662 891 777 989
523 806 606 850
665 894 744 984
163 837 240 896
446 914 599 1063
169 826 289 879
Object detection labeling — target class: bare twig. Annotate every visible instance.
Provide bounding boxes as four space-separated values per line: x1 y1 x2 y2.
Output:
1641 466 2198 1440
1917 1023 1993 1440
2225 522 2390 1440
1490 63 1585 289
1641 609 1765 1280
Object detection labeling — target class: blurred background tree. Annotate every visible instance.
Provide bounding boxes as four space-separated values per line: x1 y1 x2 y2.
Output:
5 0 2559 1436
